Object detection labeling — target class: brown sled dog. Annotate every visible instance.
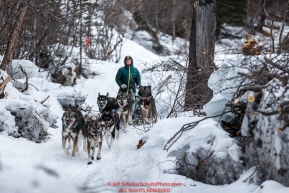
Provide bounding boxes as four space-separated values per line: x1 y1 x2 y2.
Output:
138 86 157 126
116 91 135 132
99 111 120 149
61 104 86 157
84 114 103 165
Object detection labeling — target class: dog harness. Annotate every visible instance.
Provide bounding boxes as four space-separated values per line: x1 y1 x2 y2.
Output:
141 99 151 109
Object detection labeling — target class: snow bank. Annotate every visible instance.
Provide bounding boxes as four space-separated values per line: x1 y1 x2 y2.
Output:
0 106 18 133
209 52 289 186
253 181 289 193
141 116 243 185
10 60 39 79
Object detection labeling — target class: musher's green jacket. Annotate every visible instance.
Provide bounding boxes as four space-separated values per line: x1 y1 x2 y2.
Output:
115 61 141 94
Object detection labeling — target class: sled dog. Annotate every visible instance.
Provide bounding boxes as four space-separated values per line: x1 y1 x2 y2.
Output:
116 91 135 132
99 111 120 149
61 104 86 157
85 114 103 164
138 86 157 125
97 93 119 113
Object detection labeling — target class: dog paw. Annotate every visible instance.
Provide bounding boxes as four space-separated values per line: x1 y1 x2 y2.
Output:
64 150 70 156
87 161 92 165
128 121 133 126
91 155 94 160
96 156 101 161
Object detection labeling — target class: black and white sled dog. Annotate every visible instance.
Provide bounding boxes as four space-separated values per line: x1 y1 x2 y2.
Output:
116 91 135 132
62 104 86 157
99 111 120 149
84 114 103 165
138 86 157 126
97 93 119 113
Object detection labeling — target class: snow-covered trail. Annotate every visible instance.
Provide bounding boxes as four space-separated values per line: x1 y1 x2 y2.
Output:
0 117 150 192
53 61 145 183
71 61 157 191
75 60 121 111
80 127 150 192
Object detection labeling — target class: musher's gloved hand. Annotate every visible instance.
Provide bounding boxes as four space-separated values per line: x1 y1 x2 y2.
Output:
121 84 127 89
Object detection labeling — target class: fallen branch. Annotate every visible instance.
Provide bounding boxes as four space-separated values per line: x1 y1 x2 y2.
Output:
0 75 11 90
18 65 29 92
233 84 266 101
164 110 232 151
197 152 214 169
263 57 289 74
243 166 260 182
40 95 50 104
28 83 39 91
171 59 186 71
0 77 8 99
243 162 268 182
248 100 289 116
238 69 288 85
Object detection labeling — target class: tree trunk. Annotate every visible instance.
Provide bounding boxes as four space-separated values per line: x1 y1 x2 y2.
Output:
0 5 29 71
184 0 217 115
155 0 159 31
172 0 176 41
79 0 83 72
33 17 37 65
0 1 21 44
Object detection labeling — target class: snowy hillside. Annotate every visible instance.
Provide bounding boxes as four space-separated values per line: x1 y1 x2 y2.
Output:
1 30 289 193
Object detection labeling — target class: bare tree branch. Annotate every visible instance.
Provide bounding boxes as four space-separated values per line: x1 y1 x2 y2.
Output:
0 5 29 71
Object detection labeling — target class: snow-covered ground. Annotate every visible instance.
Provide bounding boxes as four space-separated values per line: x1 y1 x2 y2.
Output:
0 31 289 193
